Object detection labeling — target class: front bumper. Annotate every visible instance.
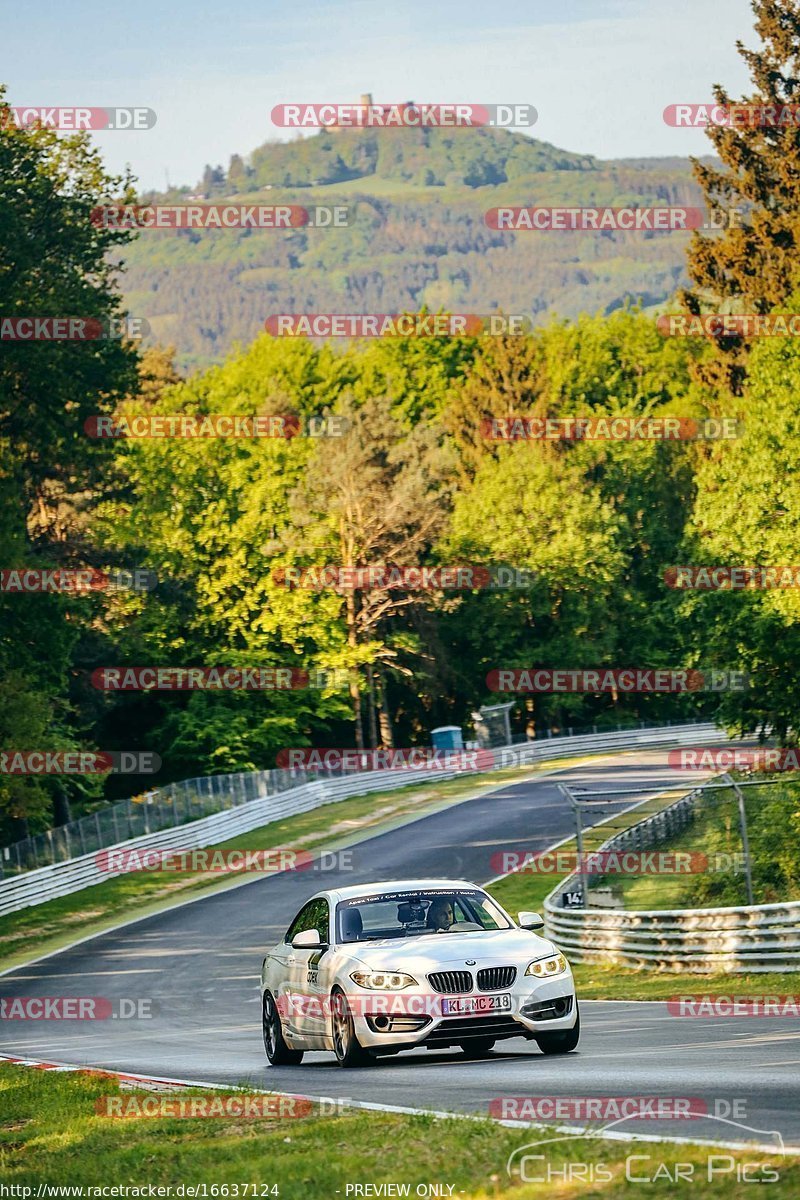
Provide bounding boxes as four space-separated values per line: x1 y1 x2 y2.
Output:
343 974 578 1053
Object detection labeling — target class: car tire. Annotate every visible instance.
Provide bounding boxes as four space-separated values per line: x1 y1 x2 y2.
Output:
459 1037 496 1057
331 987 371 1068
535 1003 580 1055
263 991 303 1065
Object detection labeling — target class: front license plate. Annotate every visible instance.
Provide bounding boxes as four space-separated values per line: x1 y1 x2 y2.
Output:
441 993 512 1015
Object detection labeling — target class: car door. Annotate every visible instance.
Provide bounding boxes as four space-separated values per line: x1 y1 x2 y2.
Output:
284 897 331 1045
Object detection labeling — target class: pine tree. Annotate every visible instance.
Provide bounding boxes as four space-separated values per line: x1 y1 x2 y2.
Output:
680 0 800 394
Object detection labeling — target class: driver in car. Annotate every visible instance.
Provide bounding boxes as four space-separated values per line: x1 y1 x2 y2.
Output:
427 896 455 930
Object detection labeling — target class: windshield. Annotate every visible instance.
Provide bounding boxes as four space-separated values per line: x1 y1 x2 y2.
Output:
335 889 512 943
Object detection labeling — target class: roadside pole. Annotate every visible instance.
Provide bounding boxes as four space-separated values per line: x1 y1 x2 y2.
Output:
722 772 754 906
559 783 588 908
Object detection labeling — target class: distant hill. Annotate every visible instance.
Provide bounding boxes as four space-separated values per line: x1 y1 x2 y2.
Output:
124 127 711 370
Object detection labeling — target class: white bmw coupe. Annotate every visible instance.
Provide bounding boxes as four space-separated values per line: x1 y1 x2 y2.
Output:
261 878 579 1067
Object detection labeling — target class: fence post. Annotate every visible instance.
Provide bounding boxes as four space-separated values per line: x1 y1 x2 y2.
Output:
722 773 754 906
560 784 588 909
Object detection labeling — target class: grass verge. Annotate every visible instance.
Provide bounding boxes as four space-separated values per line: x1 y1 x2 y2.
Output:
2 1064 798 1199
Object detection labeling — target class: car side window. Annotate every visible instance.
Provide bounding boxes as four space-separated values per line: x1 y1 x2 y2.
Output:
285 898 330 944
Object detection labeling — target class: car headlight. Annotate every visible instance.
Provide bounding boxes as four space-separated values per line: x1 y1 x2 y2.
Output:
350 971 418 990
525 953 568 978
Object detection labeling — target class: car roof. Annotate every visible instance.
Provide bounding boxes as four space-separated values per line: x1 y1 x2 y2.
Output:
321 879 485 903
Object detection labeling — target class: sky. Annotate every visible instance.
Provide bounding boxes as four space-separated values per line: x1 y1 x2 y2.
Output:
1 0 757 192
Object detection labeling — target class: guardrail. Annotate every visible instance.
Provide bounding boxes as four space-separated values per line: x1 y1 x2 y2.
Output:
0 722 720 918
544 777 800 973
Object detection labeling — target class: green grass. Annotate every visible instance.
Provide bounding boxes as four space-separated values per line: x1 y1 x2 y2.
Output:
0 755 594 971
569 965 800 1000
2 1064 798 1198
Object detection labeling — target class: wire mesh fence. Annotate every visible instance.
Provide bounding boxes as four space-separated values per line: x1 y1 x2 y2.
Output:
555 773 800 911
0 767 314 878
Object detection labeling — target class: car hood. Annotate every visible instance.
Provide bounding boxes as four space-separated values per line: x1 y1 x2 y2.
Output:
346 927 557 971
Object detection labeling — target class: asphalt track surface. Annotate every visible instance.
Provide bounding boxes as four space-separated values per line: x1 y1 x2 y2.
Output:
2 749 800 1150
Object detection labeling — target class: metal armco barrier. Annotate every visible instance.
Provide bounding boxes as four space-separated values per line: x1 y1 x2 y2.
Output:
0 722 719 917
544 778 800 974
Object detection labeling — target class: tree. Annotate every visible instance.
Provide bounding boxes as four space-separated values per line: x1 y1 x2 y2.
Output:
201 164 225 195
443 333 544 480
0 85 139 521
677 319 800 739
0 85 139 837
680 0 800 393
286 394 457 747
91 335 357 776
227 153 249 193
442 443 627 732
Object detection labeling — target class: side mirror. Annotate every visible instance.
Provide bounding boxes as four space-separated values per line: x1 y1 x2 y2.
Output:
292 929 325 949
518 910 545 931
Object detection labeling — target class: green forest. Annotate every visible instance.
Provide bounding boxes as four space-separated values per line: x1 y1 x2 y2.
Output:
3 0 800 848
